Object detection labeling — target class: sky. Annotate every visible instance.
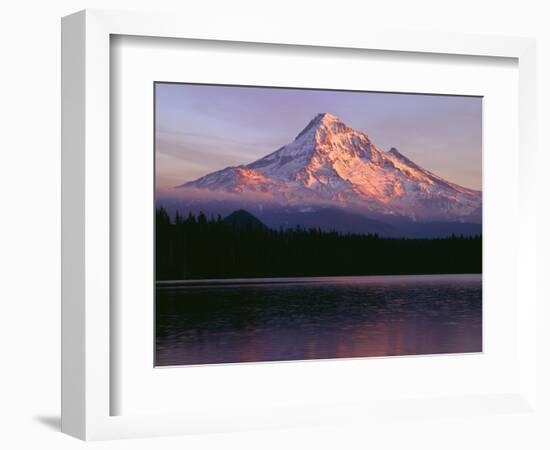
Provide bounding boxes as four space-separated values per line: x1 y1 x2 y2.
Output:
155 83 482 192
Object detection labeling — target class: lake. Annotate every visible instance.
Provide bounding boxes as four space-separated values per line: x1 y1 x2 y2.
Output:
155 274 482 366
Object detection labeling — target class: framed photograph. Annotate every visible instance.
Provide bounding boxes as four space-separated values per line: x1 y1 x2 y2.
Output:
154 83 483 367
62 9 538 441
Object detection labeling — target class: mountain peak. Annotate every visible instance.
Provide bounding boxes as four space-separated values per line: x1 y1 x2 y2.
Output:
387 147 420 169
295 112 349 140
388 147 409 161
314 112 342 124
311 112 347 130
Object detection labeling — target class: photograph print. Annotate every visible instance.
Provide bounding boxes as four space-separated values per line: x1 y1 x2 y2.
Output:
155 83 482 366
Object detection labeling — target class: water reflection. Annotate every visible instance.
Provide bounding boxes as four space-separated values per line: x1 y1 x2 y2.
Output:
155 274 482 366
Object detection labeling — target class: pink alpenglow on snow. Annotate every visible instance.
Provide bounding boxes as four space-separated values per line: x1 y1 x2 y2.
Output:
178 113 481 222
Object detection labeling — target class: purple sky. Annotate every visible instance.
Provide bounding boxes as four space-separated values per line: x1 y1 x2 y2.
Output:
155 83 482 192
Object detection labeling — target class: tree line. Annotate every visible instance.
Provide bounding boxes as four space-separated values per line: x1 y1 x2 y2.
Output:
155 207 482 280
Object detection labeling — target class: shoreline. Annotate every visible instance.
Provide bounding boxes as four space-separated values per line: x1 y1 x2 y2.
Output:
156 273 482 288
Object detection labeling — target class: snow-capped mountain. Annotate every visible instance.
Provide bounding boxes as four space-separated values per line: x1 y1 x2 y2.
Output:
179 113 481 222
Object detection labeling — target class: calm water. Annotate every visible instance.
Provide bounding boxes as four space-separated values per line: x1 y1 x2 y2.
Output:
155 274 482 366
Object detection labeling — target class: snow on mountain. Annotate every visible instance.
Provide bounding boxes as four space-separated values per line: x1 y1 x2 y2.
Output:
179 112 481 222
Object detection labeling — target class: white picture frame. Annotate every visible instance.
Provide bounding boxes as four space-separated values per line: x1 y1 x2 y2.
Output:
61 9 538 441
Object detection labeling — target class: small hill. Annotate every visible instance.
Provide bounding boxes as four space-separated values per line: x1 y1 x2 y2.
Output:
223 210 268 230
